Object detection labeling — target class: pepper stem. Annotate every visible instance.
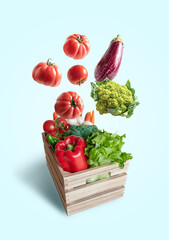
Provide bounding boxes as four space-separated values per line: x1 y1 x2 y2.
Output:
66 144 74 151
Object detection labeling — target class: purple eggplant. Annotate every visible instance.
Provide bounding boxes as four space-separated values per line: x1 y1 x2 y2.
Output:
94 35 124 82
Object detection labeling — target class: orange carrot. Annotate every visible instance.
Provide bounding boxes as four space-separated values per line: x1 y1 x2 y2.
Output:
53 112 58 120
85 112 91 122
91 110 95 124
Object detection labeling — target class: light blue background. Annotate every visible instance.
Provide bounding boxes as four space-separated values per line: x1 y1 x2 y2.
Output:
1 0 169 239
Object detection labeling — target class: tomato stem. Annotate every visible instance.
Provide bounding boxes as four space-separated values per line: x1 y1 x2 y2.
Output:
47 58 54 66
71 96 78 107
75 34 83 43
77 80 84 86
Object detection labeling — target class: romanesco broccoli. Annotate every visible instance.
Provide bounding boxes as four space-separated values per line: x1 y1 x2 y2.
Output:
91 79 139 118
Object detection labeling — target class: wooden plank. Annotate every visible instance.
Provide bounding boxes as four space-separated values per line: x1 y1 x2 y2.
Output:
42 133 129 187
67 187 124 216
64 161 129 186
65 173 127 204
65 163 129 190
42 133 67 178
46 159 67 212
43 142 65 186
46 152 66 201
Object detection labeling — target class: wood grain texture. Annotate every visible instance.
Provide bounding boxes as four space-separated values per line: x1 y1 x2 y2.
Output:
46 158 67 212
65 173 127 204
42 132 129 216
67 187 124 216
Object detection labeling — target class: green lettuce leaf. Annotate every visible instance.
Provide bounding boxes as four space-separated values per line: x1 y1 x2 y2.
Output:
85 130 133 169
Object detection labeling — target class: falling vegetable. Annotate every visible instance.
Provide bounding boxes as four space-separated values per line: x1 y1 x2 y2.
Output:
54 91 84 119
94 35 123 82
63 34 90 59
32 58 62 87
67 65 88 86
91 79 139 118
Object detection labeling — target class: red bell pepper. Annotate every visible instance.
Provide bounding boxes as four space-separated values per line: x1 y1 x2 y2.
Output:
54 135 88 173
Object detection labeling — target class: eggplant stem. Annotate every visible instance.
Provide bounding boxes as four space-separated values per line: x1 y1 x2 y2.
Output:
112 34 123 44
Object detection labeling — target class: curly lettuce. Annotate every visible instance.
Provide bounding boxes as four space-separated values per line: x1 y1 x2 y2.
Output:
85 130 133 169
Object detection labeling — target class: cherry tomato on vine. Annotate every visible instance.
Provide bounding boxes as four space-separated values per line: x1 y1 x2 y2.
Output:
63 34 90 59
55 117 68 126
64 124 71 131
32 58 62 87
67 65 88 86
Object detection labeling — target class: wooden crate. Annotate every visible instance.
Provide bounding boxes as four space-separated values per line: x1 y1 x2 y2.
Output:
42 133 129 215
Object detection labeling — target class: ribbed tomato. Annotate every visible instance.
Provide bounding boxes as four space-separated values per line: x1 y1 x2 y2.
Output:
54 91 84 119
32 58 62 87
63 34 90 59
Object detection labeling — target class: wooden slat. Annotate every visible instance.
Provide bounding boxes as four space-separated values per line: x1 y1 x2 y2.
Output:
67 187 124 216
64 161 129 185
65 173 127 204
65 163 129 190
46 158 67 212
46 152 66 201
44 144 65 187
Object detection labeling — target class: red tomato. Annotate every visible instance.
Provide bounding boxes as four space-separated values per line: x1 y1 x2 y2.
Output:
63 34 90 59
64 124 71 131
43 120 55 133
32 58 62 87
54 91 84 119
67 65 88 86
55 117 68 126
55 117 68 133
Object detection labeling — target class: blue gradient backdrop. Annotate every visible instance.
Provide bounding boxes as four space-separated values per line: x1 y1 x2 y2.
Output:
0 0 169 239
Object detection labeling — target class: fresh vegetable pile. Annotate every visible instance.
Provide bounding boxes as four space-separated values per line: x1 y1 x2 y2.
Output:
33 33 139 174
43 110 132 172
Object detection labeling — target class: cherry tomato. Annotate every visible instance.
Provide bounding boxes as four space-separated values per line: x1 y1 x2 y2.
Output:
55 117 68 126
64 124 71 131
67 65 88 86
32 58 62 87
55 91 84 119
63 34 90 59
43 120 55 133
